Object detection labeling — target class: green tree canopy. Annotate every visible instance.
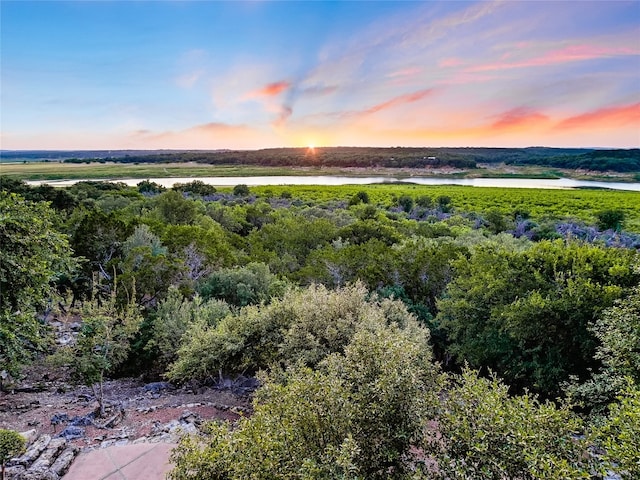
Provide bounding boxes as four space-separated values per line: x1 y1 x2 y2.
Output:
436 239 638 396
0 193 75 378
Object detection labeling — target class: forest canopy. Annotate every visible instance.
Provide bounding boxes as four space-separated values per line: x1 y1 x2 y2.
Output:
1 177 639 479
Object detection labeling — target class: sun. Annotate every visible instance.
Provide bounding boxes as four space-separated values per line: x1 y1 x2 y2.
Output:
307 144 316 153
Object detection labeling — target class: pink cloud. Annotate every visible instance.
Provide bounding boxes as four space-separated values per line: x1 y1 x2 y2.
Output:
187 122 251 135
352 88 436 117
438 58 463 68
387 67 423 78
468 44 639 72
246 80 291 98
133 122 251 143
557 102 640 130
301 85 339 97
490 107 549 130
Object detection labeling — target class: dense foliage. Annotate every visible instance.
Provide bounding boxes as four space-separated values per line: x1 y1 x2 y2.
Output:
1 176 639 478
0 193 75 378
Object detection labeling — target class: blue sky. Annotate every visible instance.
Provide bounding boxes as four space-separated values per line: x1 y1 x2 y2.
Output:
1 1 639 149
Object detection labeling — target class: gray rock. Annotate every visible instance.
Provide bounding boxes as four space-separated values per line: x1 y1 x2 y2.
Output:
49 446 78 477
28 438 66 472
179 410 200 424
143 382 174 394
56 426 84 441
18 435 51 466
19 429 37 444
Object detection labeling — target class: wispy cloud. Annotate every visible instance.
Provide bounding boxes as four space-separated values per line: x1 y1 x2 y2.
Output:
247 80 291 98
467 44 640 72
490 107 549 130
348 88 437 118
175 71 203 89
556 102 640 130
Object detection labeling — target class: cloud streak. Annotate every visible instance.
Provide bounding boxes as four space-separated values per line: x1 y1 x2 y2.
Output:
467 44 640 72
248 80 291 98
557 102 640 130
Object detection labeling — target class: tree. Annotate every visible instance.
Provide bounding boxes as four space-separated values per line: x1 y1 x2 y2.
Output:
69 208 132 282
424 369 591 479
397 194 414 213
173 180 217 197
436 239 638 396
348 190 370 205
484 208 511 234
137 179 165 195
596 209 625 231
0 429 25 480
198 262 286 307
54 280 142 416
591 383 640 480
144 286 231 373
156 190 197 225
0 193 75 379
233 184 250 196
567 279 640 412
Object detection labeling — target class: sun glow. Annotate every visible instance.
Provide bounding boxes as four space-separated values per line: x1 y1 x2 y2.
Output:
307 144 316 153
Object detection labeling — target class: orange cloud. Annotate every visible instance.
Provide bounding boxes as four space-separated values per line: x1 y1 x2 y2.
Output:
557 102 640 130
490 107 549 130
251 80 291 97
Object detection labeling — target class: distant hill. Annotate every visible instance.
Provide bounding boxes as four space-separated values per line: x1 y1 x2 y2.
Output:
1 147 638 172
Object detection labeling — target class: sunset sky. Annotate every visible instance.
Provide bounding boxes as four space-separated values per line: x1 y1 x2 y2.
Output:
1 1 639 150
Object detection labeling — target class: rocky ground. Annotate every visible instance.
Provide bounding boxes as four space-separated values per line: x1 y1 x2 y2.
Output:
0 366 254 479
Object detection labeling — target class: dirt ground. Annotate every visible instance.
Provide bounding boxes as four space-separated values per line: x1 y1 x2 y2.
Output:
0 364 252 450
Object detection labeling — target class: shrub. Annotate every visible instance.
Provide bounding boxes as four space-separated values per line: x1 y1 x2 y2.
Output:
167 282 422 383
169 320 441 479
233 184 250 196
0 429 26 479
591 383 640 480
424 369 591 479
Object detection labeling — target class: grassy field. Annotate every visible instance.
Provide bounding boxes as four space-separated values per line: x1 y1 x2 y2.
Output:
247 184 640 232
1 161 637 182
2 161 638 230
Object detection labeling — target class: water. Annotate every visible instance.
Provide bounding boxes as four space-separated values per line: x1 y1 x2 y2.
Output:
26 175 640 191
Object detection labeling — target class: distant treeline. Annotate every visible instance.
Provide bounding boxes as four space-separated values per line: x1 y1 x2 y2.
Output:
506 149 640 172
2 147 639 171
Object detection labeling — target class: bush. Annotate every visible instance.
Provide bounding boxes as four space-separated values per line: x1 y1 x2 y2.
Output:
398 194 414 213
145 286 231 372
591 383 640 480
169 319 441 479
233 184 250 196
597 209 625 231
424 369 591 479
0 429 25 479
349 190 370 205
198 262 286 307
167 282 422 382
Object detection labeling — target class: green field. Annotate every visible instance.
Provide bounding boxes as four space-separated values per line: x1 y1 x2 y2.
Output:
1 161 637 182
245 184 640 232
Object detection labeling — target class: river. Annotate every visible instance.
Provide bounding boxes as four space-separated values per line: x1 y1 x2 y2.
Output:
26 176 640 191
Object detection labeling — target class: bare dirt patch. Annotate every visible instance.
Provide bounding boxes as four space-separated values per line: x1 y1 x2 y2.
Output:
0 368 251 450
